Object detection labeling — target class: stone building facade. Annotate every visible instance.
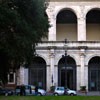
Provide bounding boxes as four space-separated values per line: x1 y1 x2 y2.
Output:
9 0 100 91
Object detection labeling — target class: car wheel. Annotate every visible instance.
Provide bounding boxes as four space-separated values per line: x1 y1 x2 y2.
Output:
5 93 8 96
54 93 58 96
70 93 74 96
37 92 42 96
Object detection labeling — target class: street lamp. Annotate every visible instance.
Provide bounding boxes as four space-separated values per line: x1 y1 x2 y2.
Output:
62 39 68 88
51 74 54 86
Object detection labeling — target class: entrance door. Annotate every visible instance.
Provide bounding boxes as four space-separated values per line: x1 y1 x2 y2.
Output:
61 69 73 89
29 57 46 89
58 57 76 90
29 67 46 88
89 69 100 91
88 56 100 91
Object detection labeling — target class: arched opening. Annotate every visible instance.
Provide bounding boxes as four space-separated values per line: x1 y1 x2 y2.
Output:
88 56 100 91
58 56 76 90
56 9 77 41
29 57 46 89
86 9 100 41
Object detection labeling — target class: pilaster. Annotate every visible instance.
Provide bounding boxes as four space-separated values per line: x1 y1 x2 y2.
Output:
54 65 58 86
18 66 28 85
49 49 55 86
77 65 81 90
46 65 51 91
84 65 88 91
77 6 86 41
19 66 25 85
79 47 87 87
47 6 56 41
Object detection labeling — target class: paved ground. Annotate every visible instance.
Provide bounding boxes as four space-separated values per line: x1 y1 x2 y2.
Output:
77 91 100 96
47 91 100 96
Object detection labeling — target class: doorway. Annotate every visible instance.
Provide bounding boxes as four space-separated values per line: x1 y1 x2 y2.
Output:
58 56 76 90
61 69 73 89
29 57 46 89
88 56 100 91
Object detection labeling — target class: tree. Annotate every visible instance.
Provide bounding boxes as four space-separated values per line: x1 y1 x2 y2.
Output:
0 0 49 83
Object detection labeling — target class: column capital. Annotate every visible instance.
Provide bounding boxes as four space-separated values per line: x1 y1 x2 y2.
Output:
78 5 86 21
80 52 85 57
78 17 86 21
46 5 56 20
80 50 85 57
47 5 55 13
49 49 55 58
78 46 87 57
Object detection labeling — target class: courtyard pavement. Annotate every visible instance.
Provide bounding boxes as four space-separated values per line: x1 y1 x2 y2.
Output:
77 91 100 96
46 91 100 96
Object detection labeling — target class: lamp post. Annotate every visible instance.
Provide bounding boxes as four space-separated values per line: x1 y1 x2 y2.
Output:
62 39 68 88
51 74 54 86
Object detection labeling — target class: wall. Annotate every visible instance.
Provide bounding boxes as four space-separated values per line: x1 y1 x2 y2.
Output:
56 24 77 41
87 24 100 41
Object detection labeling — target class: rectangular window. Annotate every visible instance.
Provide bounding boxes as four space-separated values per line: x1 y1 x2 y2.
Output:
8 72 15 84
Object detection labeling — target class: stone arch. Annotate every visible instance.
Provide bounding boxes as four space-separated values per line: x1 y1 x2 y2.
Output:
29 56 47 89
35 53 48 65
85 6 100 18
88 56 100 91
56 54 78 66
86 54 100 66
56 7 77 41
58 55 77 89
55 6 77 19
86 7 100 41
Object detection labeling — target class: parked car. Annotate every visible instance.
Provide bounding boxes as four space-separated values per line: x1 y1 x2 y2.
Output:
64 88 77 96
15 85 46 96
0 87 13 96
53 86 77 96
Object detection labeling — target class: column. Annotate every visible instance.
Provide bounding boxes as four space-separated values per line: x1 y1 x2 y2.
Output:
54 65 58 87
77 17 86 41
19 66 25 85
24 68 28 85
80 49 85 86
46 65 51 91
46 6 56 41
50 49 55 86
84 65 88 91
77 65 81 90
48 16 56 41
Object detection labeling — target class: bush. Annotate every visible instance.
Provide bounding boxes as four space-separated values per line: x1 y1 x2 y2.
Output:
50 86 55 92
80 86 86 91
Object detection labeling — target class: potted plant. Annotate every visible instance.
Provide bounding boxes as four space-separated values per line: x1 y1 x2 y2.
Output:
80 86 87 93
49 86 55 93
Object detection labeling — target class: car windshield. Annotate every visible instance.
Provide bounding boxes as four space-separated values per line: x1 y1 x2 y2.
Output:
57 87 64 90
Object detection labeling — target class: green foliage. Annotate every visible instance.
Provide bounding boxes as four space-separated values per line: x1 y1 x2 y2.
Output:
0 0 49 83
50 86 55 92
80 86 86 91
